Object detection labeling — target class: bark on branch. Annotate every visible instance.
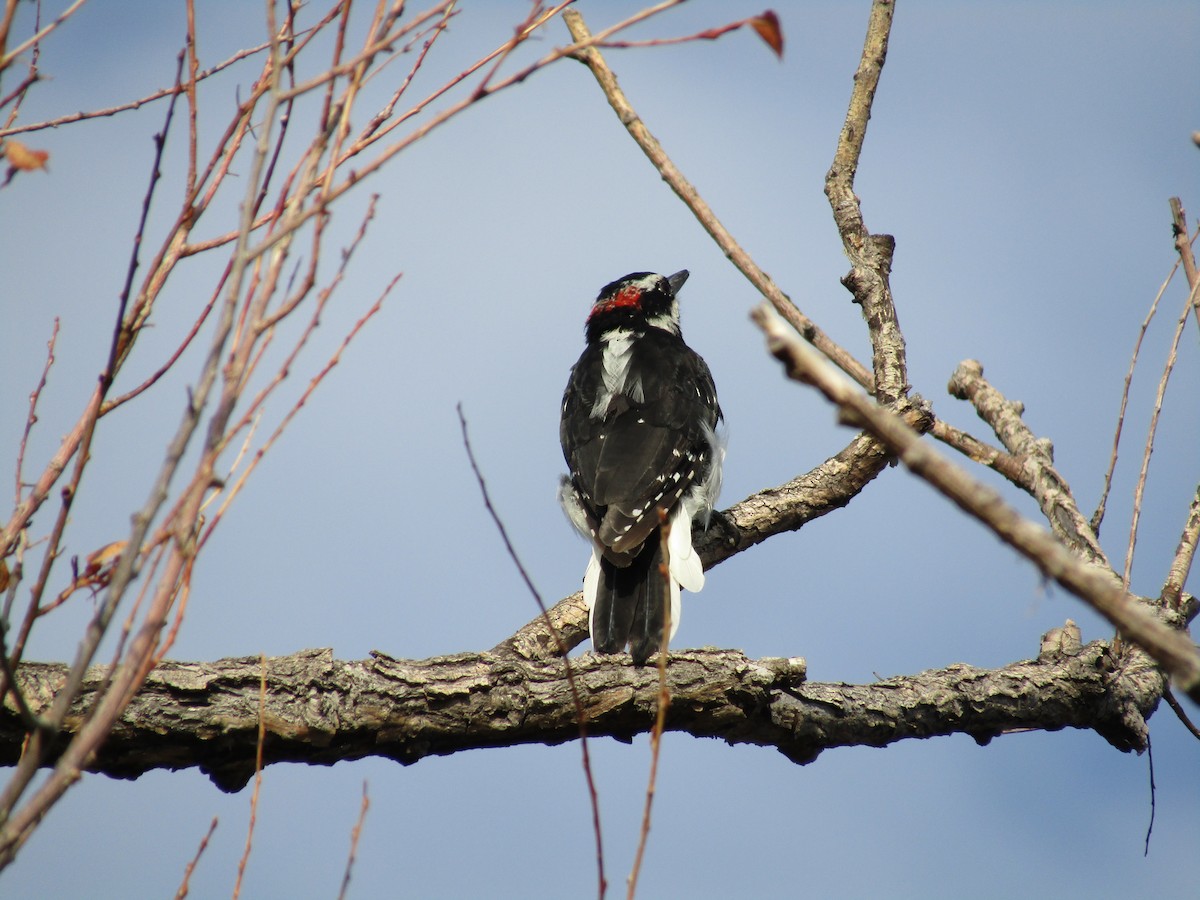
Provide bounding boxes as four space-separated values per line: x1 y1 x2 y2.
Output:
1 637 1160 793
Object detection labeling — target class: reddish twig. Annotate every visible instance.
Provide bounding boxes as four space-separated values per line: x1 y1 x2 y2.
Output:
0 0 86 70
0 0 41 129
174 816 219 900
457 406 607 900
357 4 457 143
13 318 58 509
336 782 370 900
232 655 268 900
0 40 274 138
627 513 674 900
595 14 774 52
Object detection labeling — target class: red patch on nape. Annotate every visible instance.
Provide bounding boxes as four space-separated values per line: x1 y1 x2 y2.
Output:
589 285 643 320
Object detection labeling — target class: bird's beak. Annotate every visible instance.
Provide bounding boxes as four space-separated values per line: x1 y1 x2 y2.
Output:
667 269 690 296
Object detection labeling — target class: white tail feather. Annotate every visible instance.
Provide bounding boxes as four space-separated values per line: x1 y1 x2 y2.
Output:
666 504 704 593
583 548 601 615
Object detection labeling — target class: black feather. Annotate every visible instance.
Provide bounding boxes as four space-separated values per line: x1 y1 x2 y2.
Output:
590 539 667 666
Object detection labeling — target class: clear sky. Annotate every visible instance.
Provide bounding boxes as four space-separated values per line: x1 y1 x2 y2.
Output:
2 1 1198 897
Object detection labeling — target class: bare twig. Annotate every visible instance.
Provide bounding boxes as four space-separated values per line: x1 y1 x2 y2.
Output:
627 515 674 899
1123 281 1199 586
12 319 57 511
1143 736 1155 856
174 816 219 900
930 419 1027 487
457 406 607 900
0 40 276 137
0 0 87 70
593 11 782 54
1162 686 1200 740
232 655 268 900
752 303 1200 703
1092 262 1177 535
336 782 370 900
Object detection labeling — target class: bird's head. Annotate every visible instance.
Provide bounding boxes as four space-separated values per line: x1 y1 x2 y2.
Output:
586 269 689 338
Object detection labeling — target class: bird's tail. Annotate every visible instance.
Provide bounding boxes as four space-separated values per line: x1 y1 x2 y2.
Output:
586 537 666 665
586 505 698 665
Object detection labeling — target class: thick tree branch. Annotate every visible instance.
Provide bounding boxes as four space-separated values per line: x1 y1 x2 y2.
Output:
824 0 907 405
1 637 1161 793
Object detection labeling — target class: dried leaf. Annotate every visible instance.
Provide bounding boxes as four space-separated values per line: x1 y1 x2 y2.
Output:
749 10 784 59
84 540 127 578
0 558 9 593
4 139 50 172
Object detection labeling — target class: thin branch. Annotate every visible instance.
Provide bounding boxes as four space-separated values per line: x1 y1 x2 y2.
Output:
1162 686 1200 741
1143 736 1155 856
0 40 274 138
1123 281 1199 586
752 303 1200 703
240 2 686 269
336 782 370 900
12 318 57 510
231 655 268 900
0 6 284 866
628 518 673 900
0 0 87 70
456 406 606 900
1092 261 1177 535
173 816 218 900
929 419 1027 486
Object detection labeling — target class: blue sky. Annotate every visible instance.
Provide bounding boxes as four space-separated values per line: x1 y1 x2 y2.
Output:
2 1 1198 896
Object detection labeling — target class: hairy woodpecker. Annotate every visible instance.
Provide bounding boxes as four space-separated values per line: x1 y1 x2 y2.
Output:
559 270 723 665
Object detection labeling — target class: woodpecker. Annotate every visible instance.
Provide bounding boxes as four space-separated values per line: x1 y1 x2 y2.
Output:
559 270 723 665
